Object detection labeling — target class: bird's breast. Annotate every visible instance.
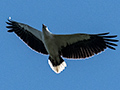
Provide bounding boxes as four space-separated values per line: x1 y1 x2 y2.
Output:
43 35 59 56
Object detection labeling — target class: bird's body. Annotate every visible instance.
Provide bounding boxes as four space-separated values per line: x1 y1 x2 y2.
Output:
6 19 118 74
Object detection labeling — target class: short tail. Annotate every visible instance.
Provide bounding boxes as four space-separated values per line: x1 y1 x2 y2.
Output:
48 56 67 74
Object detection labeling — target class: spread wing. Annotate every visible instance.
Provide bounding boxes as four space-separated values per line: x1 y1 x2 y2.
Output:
53 33 118 59
6 20 48 54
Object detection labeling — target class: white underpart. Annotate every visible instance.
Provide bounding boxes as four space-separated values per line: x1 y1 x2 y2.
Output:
48 59 67 74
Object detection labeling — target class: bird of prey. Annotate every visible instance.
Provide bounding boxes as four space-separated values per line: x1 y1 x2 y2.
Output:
6 19 118 74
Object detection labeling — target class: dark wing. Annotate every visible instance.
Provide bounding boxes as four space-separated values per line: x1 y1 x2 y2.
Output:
6 20 48 54
58 32 118 59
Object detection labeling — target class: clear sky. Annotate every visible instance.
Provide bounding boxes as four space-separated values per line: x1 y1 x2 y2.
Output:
0 0 120 90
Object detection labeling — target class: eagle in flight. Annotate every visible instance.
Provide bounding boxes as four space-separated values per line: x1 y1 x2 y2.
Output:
6 19 118 74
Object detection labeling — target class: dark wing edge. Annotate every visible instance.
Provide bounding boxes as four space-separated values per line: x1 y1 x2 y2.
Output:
60 32 119 59
6 19 48 55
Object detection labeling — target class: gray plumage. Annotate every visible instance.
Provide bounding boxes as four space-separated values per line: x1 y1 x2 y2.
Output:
6 19 118 74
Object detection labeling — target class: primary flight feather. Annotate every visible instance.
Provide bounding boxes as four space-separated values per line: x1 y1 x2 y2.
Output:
6 19 118 74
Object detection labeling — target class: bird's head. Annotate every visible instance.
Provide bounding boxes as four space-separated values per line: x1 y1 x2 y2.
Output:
42 24 51 34
42 24 47 29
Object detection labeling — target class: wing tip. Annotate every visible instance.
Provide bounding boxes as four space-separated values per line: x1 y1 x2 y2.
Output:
6 17 17 25
96 32 110 35
7 30 14 32
97 32 119 50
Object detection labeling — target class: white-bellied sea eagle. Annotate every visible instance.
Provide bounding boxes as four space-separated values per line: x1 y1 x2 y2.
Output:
6 19 118 74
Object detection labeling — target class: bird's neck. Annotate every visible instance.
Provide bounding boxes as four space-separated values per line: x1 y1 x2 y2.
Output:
42 28 52 39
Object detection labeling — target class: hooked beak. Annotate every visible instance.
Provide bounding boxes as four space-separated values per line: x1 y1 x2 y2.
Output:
42 24 47 29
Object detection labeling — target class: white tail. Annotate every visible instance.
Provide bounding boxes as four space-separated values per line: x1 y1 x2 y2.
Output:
48 59 67 74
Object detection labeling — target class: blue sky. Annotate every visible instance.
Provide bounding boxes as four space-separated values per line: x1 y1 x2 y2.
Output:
0 0 120 90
